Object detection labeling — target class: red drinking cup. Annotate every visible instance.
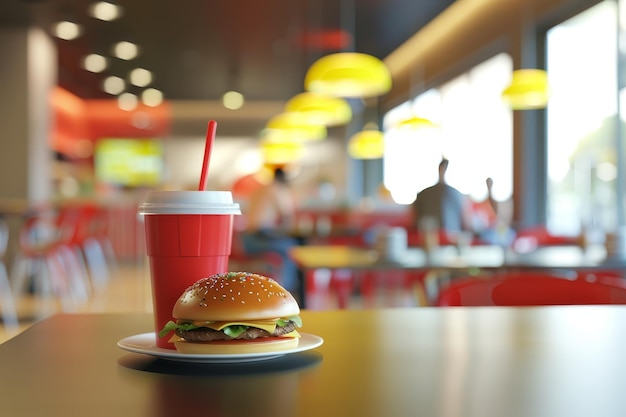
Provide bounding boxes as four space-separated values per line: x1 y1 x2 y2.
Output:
139 191 241 349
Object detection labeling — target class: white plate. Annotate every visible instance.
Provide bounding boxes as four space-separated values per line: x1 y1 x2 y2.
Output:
117 333 324 363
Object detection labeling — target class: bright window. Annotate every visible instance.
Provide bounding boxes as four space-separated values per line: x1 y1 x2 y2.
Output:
546 0 618 234
383 53 513 205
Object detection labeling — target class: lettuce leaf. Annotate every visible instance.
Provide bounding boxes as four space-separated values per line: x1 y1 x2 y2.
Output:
158 316 303 339
158 321 200 338
223 325 248 338
278 315 303 328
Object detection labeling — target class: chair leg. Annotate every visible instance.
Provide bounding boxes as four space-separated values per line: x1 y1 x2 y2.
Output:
83 237 110 293
331 269 353 309
306 268 332 310
9 253 31 297
57 245 91 304
0 262 19 332
46 251 78 314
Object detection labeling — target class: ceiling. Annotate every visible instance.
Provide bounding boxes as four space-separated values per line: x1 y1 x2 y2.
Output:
1 0 456 136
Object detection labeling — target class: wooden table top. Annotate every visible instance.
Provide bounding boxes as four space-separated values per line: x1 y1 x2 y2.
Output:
2 308 626 417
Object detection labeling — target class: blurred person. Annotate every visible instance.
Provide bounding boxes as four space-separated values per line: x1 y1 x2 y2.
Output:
473 177 516 246
241 167 300 292
472 177 498 232
410 158 473 236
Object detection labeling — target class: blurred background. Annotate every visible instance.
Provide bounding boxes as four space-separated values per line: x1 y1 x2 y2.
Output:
0 0 624 285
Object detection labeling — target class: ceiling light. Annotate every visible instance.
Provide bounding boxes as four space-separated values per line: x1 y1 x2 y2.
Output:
348 129 385 159
260 137 304 165
52 21 82 40
129 68 152 87
223 91 245 110
305 52 392 98
118 93 138 111
501 69 549 110
113 41 139 60
89 1 123 21
142 88 164 107
82 53 107 73
265 112 327 141
396 115 435 130
284 92 352 126
102 75 125 95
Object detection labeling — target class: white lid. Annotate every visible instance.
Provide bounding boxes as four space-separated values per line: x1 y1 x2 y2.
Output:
138 191 241 215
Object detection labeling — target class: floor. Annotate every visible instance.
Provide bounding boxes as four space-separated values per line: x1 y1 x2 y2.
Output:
0 259 422 345
0 259 153 344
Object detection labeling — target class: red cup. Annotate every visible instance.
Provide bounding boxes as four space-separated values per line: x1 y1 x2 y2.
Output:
139 191 241 349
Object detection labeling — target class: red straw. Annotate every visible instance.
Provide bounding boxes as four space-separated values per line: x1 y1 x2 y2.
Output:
198 120 217 191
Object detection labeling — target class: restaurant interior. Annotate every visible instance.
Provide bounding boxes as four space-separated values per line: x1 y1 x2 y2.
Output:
1 0 626 342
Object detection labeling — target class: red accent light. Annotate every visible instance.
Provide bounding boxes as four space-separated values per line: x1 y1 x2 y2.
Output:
293 29 352 51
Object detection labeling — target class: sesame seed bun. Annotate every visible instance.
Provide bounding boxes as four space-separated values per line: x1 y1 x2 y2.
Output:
173 272 300 322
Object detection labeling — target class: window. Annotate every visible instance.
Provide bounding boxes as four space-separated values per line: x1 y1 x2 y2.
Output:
383 53 513 206
546 0 618 235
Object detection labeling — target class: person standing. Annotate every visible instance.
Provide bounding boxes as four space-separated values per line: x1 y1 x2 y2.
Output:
241 167 300 292
473 177 516 246
410 158 472 235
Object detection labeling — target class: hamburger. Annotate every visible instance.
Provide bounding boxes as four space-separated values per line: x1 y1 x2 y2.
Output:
159 272 302 354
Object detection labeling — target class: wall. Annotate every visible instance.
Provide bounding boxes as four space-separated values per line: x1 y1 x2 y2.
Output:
0 27 54 203
160 134 350 206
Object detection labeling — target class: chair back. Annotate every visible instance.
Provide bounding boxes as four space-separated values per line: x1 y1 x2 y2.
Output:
436 272 626 306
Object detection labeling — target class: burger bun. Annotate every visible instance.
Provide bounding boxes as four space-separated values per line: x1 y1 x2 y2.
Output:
173 272 300 322
172 336 300 355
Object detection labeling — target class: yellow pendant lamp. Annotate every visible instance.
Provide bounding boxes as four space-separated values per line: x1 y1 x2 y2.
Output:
501 69 549 110
304 52 392 98
284 92 352 126
348 128 385 159
260 137 304 165
396 115 435 130
265 112 327 141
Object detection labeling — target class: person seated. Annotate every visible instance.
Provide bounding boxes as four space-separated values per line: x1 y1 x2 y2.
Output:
240 167 300 292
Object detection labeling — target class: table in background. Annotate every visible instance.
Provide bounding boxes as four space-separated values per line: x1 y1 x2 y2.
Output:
290 244 626 306
2 309 626 417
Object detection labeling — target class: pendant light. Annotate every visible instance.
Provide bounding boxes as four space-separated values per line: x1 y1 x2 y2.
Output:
348 123 385 159
502 3 549 110
303 0 391 99
260 137 304 165
304 52 392 98
395 66 435 129
265 112 327 141
396 115 435 130
501 68 549 110
284 92 352 126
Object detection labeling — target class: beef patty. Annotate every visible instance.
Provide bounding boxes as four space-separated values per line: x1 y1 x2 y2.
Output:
175 321 297 342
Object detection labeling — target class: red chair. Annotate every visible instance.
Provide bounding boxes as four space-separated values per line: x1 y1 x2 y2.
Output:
11 209 90 316
56 203 115 294
435 272 626 306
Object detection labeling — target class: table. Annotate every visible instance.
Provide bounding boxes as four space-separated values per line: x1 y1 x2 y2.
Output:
290 244 626 307
290 244 620 271
2 309 626 417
